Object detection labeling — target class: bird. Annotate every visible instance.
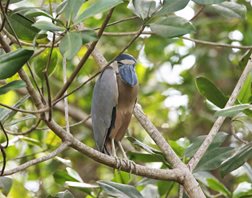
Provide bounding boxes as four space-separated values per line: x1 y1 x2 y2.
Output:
91 53 138 159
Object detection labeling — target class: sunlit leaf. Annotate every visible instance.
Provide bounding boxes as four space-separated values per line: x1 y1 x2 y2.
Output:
233 182 252 198
196 76 228 108
207 178 231 197
59 32 82 60
97 180 143 198
220 143 252 176
65 181 99 189
32 21 65 32
0 80 26 95
5 12 39 42
66 167 83 182
149 16 194 38
155 0 189 16
62 0 85 22
75 0 123 23
215 104 251 117
0 49 34 79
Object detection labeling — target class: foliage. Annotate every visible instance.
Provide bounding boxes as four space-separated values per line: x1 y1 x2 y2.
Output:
0 0 251 197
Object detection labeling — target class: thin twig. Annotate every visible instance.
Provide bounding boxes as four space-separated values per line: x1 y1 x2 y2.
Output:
63 56 70 134
5 119 41 135
0 122 8 175
53 25 145 106
0 102 48 114
3 142 70 175
54 8 115 101
188 56 252 171
190 5 205 21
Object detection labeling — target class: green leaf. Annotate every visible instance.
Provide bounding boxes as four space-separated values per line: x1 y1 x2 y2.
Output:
195 147 234 172
149 16 194 38
65 181 99 189
66 167 83 182
233 182 252 198
211 2 247 19
185 132 229 158
56 190 74 198
13 7 53 19
0 80 26 95
33 48 58 79
53 171 77 185
128 152 169 166
220 143 252 176
192 0 225 5
195 76 228 108
0 49 34 80
132 0 157 20
127 136 160 154
97 180 144 198
59 32 82 60
5 12 39 42
215 104 251 117
0 95 29 122
81 30 98 44
155 0 189 16
239 50 252 69
238 73 252 103
207 178 231 197
32 21 65 32
0 177 12 196
63 0 85 22
75 0 123 23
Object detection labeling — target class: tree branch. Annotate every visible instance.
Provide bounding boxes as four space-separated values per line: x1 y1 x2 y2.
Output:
54 8 115 101
188 55 252 170
3 142 70 175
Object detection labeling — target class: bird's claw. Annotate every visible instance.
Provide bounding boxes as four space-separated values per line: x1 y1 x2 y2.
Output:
114 157 136 174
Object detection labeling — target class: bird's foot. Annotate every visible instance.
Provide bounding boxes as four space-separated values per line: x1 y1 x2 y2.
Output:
113 157 136 173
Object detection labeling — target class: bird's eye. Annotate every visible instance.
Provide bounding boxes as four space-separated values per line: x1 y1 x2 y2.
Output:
117 61 123 66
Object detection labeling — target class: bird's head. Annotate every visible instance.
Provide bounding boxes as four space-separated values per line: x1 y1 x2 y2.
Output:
116 54 137 87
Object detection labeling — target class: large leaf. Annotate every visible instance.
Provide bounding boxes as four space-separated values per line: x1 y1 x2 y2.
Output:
75 0 123 23
207 178 231 197
0 177 12 196
192 0 225 4
0 80 26 95
185 132 229 158
97 180 143 198
149 15 194 38
195 147 234 172
233 182 252 198
5 12 39 42
132 0 157 20
155 0 189 16
220 143 252 176
59 32 82 60
66 167 83 182
81 30 98 44
32 21 65 32
0 49 34 79
13 7 53 19
196 76 228 108
215 104 251 117
128 152 169 166
238 73 252 103
211 2 247 19
63 0 85 22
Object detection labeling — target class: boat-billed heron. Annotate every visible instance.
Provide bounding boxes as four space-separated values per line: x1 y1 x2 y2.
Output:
91 54 138 159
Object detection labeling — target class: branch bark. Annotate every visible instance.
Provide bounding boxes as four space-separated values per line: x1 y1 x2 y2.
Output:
188 55 252 170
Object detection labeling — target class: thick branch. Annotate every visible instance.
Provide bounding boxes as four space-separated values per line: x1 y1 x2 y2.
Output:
3 142 69 175
188 56 252 170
